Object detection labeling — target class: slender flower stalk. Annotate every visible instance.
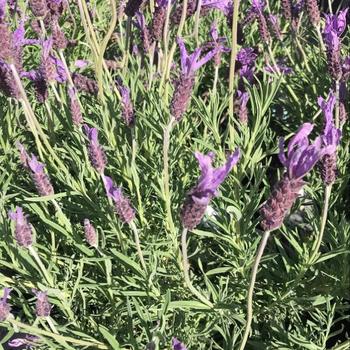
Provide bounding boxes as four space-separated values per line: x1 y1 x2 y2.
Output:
181 228 214 308
228 0 240 130
239 123 336 350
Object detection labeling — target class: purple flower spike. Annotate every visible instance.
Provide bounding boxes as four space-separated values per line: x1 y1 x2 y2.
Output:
119 85 135 127
0 0 6 23
135 11 150 53
83 219 98 247
28 154 54 196
170 37 217 121
172 337 188 350
102 175 135 223
83 125 107 174
9 206 33 248
237 47 257 66
0 288 11 322
324 9 348 36
16 142 30 169
180 149 240 230
68 87 83 126
150 0 168 41
178 37 217 78
33 290 51 317
318 93 341 185
207 21 230 66
8 335 39 348
261 123 334 231
235 90 249 124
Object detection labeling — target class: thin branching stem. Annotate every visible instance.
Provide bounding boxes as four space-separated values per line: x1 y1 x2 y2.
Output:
28 246 54 287
163 116 176 233
130 221 147 272
239 230 271 350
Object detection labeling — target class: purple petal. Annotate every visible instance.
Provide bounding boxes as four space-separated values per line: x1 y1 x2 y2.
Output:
28 155 45 173
287 123 313 158
172 337 187 350
75 59 90 68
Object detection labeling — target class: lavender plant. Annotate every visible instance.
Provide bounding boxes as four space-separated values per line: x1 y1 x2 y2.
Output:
0 0 349 349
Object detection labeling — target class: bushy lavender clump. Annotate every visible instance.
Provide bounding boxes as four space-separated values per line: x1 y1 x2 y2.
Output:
170 37 217 121
119 85 135 127
28 155 55 196
68 87 83 126
150 0 167 42
72 72 98 95
125 0 143 17
0 288 11 322
318 93 341 185
305 0 320 26
83 219 98 247
33 290 51 317
103 176 135 224
180 150 240 230
84 125 107 173
9 206 33 248
260 123 336 231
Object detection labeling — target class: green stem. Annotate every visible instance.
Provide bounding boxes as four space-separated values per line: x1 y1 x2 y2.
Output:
309 185 332 264
181 228 214 308
163 116 176 233
9 320 108 349
129 221 147 272
194 0 202 45
28 246 54 287
228 0 240 124
239 230 270 350
213 65 219 92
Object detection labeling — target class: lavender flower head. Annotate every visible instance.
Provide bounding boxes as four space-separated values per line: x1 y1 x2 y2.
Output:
237 47 257 66
28 155 54 196
0 0 6 22
33 290 51 317
119 85 135 127
260 123 335 231
83 219 98 247
16 142 30 169
9 206 33 247
170 37 217 121
318 93 341 185
0 288 11 322
149 0 168 42
268 14 282 40
68 87 83 126
172 337 187 350
135 11 150 53
8 335 39 349
235 90 249 124
83 125 107 173
180 149 240 230
102 175 135 223
324 9 348 36
207 21 230 66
